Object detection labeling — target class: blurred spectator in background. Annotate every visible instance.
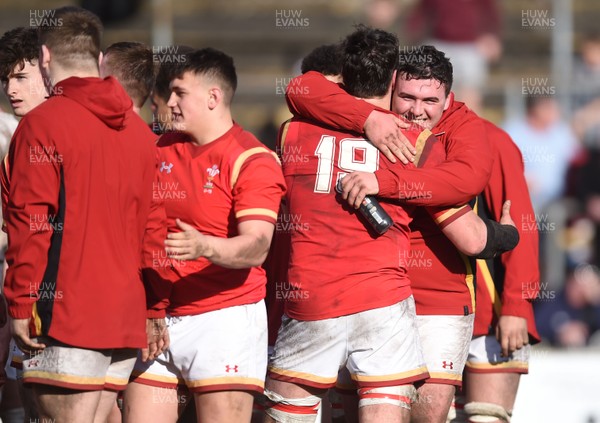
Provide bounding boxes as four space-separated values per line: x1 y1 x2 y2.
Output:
572 32 600 150
364 0 403 33
535 264 600 347
569 148 600 267
505 96 579 294
504 96 578 214
405 0 502 113
572 32 600 111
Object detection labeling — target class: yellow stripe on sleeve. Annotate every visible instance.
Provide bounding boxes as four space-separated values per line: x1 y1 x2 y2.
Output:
236 208 278 220
434 205 469 225
231 147 279 187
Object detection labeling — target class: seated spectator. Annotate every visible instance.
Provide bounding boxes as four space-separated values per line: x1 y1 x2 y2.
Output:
535 264 600 347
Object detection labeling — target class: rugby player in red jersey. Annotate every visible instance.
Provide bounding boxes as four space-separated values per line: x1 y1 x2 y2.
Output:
264 28 517 423
3 7 166 422
124 48 286 423
283 45 532 423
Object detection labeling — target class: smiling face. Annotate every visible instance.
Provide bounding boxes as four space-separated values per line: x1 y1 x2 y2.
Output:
1 60 47 117
391 74 451 130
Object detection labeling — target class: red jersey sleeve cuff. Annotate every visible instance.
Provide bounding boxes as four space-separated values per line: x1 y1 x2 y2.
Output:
236 209 278 225
501 298 532 319
375 169 399 199
355 105 380 134
8 303 34 319
146 309 166 319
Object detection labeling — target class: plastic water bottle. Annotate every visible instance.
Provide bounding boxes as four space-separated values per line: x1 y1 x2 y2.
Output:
336 178 393 235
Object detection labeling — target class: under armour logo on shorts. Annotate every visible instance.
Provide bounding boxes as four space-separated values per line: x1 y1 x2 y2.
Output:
442 361 454 370
225 365 239 373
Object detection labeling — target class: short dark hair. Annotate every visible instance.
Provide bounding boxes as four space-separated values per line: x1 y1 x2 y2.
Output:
153 45 194 103
173 48 237 105
38 6 103 70
0 27 39 81
341 25 399 98
397 45 453 96
301 44 343 76
103 42 155 108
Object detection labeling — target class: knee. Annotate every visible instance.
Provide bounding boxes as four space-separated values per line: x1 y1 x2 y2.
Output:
463 401 512 423
263 389 322 423
357 385 416 411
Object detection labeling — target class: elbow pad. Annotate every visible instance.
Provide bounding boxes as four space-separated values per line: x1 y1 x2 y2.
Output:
475 219 520 259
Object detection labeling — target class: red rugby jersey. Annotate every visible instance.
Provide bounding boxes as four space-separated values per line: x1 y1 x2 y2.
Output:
146 123 286 316
474 121 540 341
284 73 489 316
278 117 468 321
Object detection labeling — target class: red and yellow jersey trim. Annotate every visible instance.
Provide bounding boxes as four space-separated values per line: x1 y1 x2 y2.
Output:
231 147 280 187
433 204 471 229
413 129 434 167
235 208 278 221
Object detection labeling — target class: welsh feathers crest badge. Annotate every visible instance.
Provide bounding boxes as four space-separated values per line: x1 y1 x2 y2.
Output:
204 164 220 193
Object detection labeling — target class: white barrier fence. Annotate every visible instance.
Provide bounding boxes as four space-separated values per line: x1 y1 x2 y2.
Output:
513 346 600 422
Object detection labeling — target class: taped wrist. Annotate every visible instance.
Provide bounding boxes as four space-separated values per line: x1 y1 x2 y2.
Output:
476 219 520 259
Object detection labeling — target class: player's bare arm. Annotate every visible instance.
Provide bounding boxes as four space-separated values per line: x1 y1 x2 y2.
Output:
441 211 487 256
165 219 275 268
441 200 518 258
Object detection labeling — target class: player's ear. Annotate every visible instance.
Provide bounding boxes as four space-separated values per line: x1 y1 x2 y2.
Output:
207 87 221 110
40 45 51 71
443 91 451 111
